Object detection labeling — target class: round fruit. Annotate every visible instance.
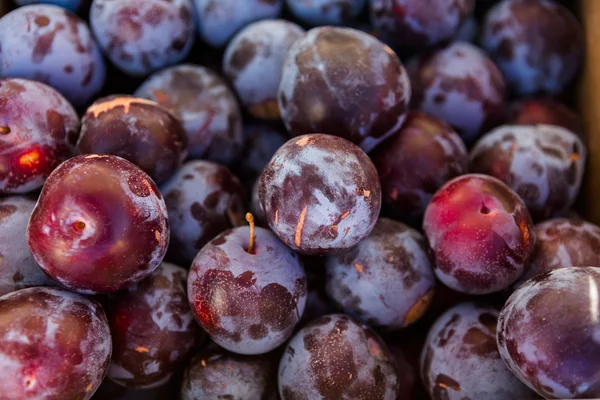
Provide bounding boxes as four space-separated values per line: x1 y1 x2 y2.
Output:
508 98 582 135
287 0 366 26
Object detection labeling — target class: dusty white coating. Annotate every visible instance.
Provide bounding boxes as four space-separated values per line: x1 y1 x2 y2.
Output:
135 64 243 163
420 302 532 400
223 19 305 116
0 5 105 107
90 0 196 77
287 0 366 25
193 0 283 47
15 0 82 11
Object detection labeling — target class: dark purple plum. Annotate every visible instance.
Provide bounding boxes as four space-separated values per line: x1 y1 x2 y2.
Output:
180 350 278 400
421 302 533 400
0 196 54 296
407 41 506 144
106 262 200 389
27 154 169 294
369 0 475 48
470 124 586 221
325 218 435 330
0 78 79 194
508 98 582 135
423 174 536 294
0 5 105 107
193 0 283 47
0 287 112 399
134 64 243 165
278 314 399 399
76 95 188 184
277 26 411 152
286 0 366 26
160 160 245 267
481 0 584 96
498 267 600 398
187 221 307 354
223 20 305 120
371 111 468 224
89 0 196 77
259 134 382 255
15 0 82 11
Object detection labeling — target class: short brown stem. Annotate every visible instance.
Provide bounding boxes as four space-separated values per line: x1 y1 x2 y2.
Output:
246 213 255 254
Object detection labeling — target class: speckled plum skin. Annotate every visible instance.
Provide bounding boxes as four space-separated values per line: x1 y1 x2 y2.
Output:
0 287 112 400
421 302 533 400
278 314 399 400
470 124 586 221
481 0 584 96
15 0 82 11
408 41 506 144
106 262 200 389
0 5 105 107
498 268 600 398
188 226 307 355
325 218 435 330
134 64 243 165
259 134 382 255
0 196 54 297
0 78 79 194
223 20 305 120
27 154 169 294
76 95 188 184
89 0 196 77
371 111 468 224
277 27 411 153
369 0 475 48
513 218 600 289
287 0 366 26
180 351 278 400
160 160 245 267
193 0 283 48
423 174 536 294
508 98 582 136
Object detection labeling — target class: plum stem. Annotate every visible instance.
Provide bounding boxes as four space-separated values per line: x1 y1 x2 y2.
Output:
246 213 255 254
0 126 10 135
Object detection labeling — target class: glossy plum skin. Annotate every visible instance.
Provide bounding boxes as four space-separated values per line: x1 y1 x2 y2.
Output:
423 174 536 294
508 98 582 136
89 0 196 77
76 95 188 184
0 196 54 297
470 124 586 221
160 160 245 267
0 5 105 107
0 287 112 399
408 41 506 144
180 350 278 400
421 302 533 400
0 78 79 194
278 314 399 399
481 0 584 96
188 226 307 355
277 26 411 153
27 154 169 294
259 134 382 255
286 0 366 26
513 218 600 289
498 268 600 398
369 0 475 48
325 218 435 330
193 0 283 47
134 64 243 165
371 111 468 224
223 20 305 120
106 262 200 389
15 0 82 11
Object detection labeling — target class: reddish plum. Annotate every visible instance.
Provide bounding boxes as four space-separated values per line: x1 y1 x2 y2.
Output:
508 98 582 135
76 95 188 184
286 0 366 26
27 154 169 294
0 287 112 399
423 174 536 294
259 134 381 255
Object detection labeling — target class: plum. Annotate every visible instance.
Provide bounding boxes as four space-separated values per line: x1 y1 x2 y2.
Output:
259 134 381 255
0 287 112 399
0 78 79 194
27 154 169 294
423 174 536 294
508 98 582 135
286 0 366 26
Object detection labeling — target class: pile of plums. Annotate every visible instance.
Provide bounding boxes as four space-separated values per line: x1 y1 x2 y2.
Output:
0 0 595 399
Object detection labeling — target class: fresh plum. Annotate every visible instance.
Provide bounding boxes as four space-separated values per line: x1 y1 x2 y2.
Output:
508 98 582 135
286 0 366 26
